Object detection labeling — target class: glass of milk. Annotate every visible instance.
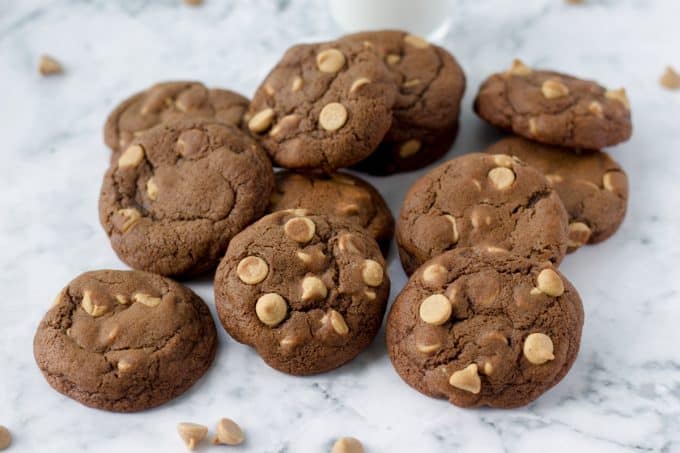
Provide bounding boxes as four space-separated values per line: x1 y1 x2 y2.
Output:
328 0 453 40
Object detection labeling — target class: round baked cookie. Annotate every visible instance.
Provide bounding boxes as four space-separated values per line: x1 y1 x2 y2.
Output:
99 118 275 277
345 30 466 175
387 246 584 408
246 39 397 172
214 210 390 375
396 152 569 275
474 59 632 150
267 171 394 253
485 137 628 251
33 270 218 412
104 81 249 153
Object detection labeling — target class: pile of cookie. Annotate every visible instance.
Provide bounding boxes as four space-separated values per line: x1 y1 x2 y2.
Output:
31 27 630 443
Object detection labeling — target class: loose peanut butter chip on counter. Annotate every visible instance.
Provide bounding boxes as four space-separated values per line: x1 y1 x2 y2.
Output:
213 417 244 446
361 259 384 287
541 79 570 99
284 216 316 243
449 363 481 394
146 178 158 200
660 66 680 90
133 292 162 307
403 33 429 48
536 269 565 296
248 108 275 133
523 333 555 364
386 54 401 65
316 48 346 73
399 139 421 158
421 264 448 287
605 88 630 109
332 437 364 453
327 309 349 335
81 290 107 317
443 215 460 243
568 222 592 249
118 144 145 168
177 422 208 450
183 0 203 6
256 293 288 326
319 102 348 131
237 256 269 285
38 54 63 76
0 425 11 450
301 276 328 301
488 167 516 190
349 77 371 94
419 294 452 325
508 58 532 76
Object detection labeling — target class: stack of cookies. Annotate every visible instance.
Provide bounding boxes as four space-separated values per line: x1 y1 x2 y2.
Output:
388 60 631 408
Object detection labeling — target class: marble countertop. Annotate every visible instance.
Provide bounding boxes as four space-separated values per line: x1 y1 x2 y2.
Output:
1 0 679 451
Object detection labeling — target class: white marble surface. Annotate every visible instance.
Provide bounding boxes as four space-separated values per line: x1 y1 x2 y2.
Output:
1 0 679 451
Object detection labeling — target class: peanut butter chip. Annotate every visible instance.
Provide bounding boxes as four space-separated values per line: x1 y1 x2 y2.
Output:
536 269 564 297
328 309 349 335
422 264 448 287
284 216 315 243
361 259 384 287
493 154 515 167
416 339 441 354
443 215 460 243
0 425 11 450
291 76 303 92
117 358 132 372
404 33 429 48
301 276 327 301
545 173 564 184
488 166 516 190
364 290 376 300
38 54 63 76
248 108 275 133
529 117 539 135
81 290 107 317
523 333 555 364
402 78 421 88
146 178 158 201
316 48 346 73
118 144 145 168
256 293 288 326
133 292 162 307
177 422 208 450
660 66 680 90
419 294 452 325
332 437 364 453
399 139 421 158
213 418 244 446
349 77 371 94
449 363 481 394
602 171 621 193
589 101 604 117
568 222 592 249
319 102 348 131
605 88 630 109
338 234 361 254
116 208 141 233
270 114 301 137
386 54 401 65
508 58 532 76
541 79 570 99
237 256 269 285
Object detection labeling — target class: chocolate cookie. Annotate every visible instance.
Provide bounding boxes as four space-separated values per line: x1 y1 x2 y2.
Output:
214 210 390 375
33 270 217 412
387 246 584 408
99 118 275 277
396 152 569 275
267 171 394 253
104 81 249 153
246 39 397 172
485 137 628 251
474 60 632 150
345 30 466 175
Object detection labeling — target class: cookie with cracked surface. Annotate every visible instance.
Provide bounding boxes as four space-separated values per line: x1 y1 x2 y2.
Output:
214 210 390 375
246 39 397 172
33 270 217 412
104 81 249 153
99 118 275 277
387 246 584 408
267 171 394 254
485 137 628 251
474 60 632 150
345 30 466 175
396 152 569 275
